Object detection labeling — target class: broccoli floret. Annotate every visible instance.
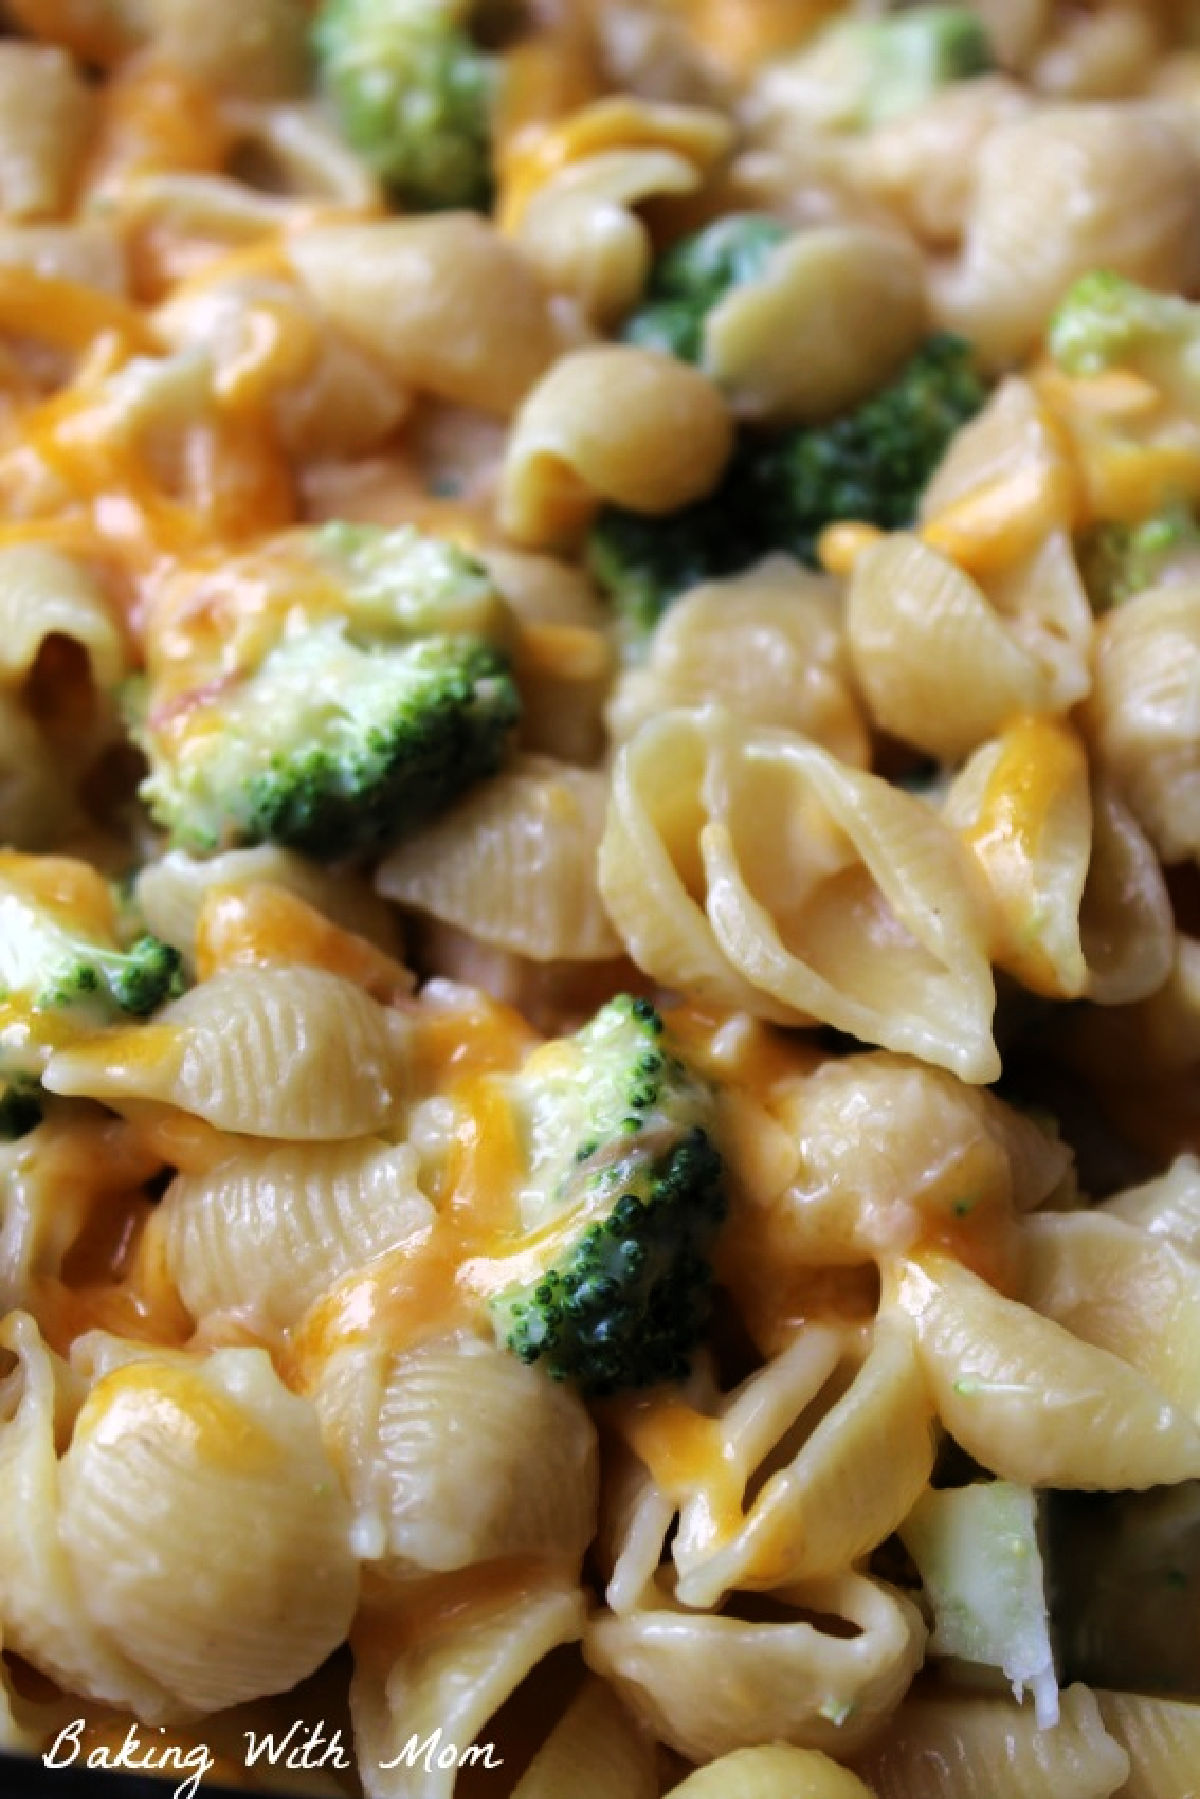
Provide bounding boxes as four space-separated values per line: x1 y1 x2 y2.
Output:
622 215 790 363
44 932 185 1017
313 0 494 210
1048 271 1200 407
0 1078 41 1140
862 6 994 124
0 859 183 1061
750 331 986 562
138 523 521 859
487 995 728 1396
4 923 182 1023
588 334 986 633
1080 502 1200 610
144 628 519 860
772 7 994 133
587 445 766 638
313 520 508 639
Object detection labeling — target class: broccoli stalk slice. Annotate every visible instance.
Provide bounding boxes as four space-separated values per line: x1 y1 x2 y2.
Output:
621 215 790 363
143 627 520 861
313 0 494 210
487 995 729 1396
588 333 986 635
901 1482 1059 1727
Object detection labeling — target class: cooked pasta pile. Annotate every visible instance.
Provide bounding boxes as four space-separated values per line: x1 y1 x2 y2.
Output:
2 1 1200 1795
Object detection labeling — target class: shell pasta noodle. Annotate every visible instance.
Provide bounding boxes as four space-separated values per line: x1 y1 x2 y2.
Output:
4 0 1200 1794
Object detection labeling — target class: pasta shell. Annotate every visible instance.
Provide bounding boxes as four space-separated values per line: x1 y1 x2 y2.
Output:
837 78 1032 248
1079 780 1173 1007
936 102 1200 367
377 756 621 962
894 1251 1200 1488
1023 1211 1200 1418
313 1331 597 1576
852 1683 1129 1799
920 377 1078 575
673 1317 937 1604
351 1568 586 1799
154 1138 434 1335
514 148 701 327
703 724 1000 1080
134 845 403 971
57 1345 358 1713
510 1676 657 1799
1102 1155 1200 1256
703 226 927 424
584 1572 926 1763
945 716 1091 1000
606 557 868 766
766 1050 1069 1270
0 1313 174 1717
289 215 561 416
499 346 733 548
0 220 126 292
603 709 1000 1079
667 1746 873 1799
43 966 409 1140
847 535 1059 759
1096 1690 1200 1798
0 44 94 219
139 0 308 99
1085 580 1200 864
0 544 124 689
600 708 791 1018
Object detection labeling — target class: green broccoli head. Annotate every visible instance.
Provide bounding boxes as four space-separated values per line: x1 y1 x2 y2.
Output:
1048 271 1200 404
143 627 519 861
488 995 728 1396
586 447 765 640
313 520 509 641
0 864 183 1052
137 523 521 859
313 0 494 210
588 333 986 634
749 331 986 562
1080 502 1200 611
775 6 994 133
862 5 994 124
622 215 790 363
43 933 186 1017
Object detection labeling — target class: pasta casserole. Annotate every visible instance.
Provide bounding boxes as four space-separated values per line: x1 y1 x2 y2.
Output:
1 1 1200 1795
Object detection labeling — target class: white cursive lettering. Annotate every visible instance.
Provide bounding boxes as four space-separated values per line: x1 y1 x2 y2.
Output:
45 1721 214 1799
243 1719 352 1772
380 1727 503 1773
